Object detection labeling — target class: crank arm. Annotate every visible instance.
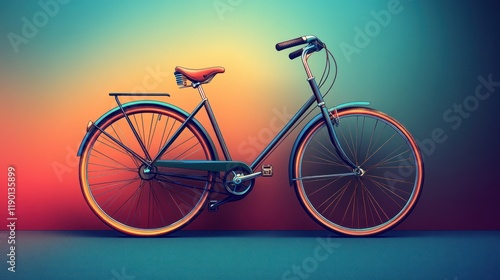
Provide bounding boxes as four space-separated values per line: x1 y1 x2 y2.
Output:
233 172 262 184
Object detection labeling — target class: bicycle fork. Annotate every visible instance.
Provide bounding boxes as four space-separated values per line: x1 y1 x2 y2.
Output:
301 46 361 175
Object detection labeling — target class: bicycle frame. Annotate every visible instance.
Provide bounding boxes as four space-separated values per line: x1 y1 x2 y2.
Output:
152 44 361 175
77 42 369 181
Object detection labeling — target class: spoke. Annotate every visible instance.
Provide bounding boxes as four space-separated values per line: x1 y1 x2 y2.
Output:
87 163 136 172
91 148 134 170
307 176 343 197
360 178 368 227
314 130 344 163
366 143 408 169
148 181 152 228
363 119 380 164
96 137 138 166
344 116 357 164
172 141 199 160
359 130 398 167
315 180 349 212
166 187 186 217
367 177 406 208
112 181 143 218
131 113 150 160
156 174 209 193
127 180 145 227
303 156 346 167
364 174 413 185
109 123 140 167
158 116 171 152
341 181 357 226
357 116 365 166
90 177 140 187
158 117 177 158
363 184 390 222
87 168 135 180
325 180 352 218
295 173 357 181
152 181 169 225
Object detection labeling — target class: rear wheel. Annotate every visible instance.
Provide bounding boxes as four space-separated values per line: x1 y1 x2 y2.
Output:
79 104 216 236
293 108 424 236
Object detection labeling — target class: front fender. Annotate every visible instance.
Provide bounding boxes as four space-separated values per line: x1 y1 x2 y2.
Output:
288 101 371 186
76 101 213 157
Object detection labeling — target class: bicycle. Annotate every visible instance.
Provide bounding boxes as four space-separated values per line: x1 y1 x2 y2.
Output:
77 35 424 237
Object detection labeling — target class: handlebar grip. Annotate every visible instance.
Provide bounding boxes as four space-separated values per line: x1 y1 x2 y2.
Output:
288 48 303 60
276 37 307 51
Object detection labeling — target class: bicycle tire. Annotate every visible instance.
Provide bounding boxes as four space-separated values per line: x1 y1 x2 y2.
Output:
79 103 216 236
292 108 424 236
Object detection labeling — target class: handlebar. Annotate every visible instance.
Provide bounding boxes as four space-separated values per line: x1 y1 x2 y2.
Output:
275 36 308 51
288 48 304 60
276 35 324 60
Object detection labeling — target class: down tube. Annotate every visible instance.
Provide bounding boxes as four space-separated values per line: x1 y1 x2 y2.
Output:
250 95 316 170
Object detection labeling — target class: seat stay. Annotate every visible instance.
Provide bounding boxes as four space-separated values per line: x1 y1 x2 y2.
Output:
150 99 206 164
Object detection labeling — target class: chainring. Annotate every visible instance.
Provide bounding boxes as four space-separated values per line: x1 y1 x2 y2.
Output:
223 167 254 196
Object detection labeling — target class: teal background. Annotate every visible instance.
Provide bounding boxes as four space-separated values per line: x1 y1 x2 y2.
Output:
0 0 499 231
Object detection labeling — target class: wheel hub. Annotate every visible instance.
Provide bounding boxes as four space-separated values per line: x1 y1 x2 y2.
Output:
354 167 365 177
139 164 157 180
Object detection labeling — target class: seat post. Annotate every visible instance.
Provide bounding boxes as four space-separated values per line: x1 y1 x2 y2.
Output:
195 83 208 101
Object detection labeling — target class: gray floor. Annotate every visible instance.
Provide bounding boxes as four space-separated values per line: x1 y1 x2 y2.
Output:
0 231 498 279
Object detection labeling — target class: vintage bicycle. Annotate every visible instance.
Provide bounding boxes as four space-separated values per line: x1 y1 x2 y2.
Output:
77 35 424 236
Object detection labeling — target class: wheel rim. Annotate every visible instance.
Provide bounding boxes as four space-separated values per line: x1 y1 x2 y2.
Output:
294 109 423 236
80 105 214 236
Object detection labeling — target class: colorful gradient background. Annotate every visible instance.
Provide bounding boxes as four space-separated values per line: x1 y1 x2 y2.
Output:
1 0 499 231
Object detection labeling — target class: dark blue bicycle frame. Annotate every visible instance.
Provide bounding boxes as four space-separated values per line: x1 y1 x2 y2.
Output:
150 45 359 173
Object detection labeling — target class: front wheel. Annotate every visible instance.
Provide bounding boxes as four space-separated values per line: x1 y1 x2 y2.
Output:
292 108 424 236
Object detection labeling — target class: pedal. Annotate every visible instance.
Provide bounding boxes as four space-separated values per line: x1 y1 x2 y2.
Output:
208 200 219 212
262 165 273 177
